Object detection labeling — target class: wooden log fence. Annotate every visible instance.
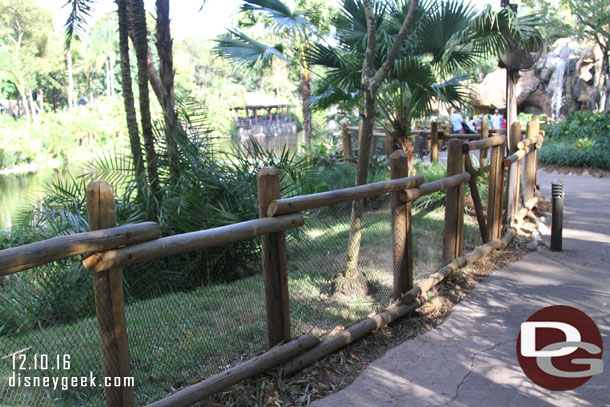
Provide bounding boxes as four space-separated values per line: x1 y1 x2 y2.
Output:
390 150 413 299
86 181 134 407
0 222 159 276
267 175 425 217
283 228 516 376
442 139 465 264
0 118 548 406
258 167 292 347
82 214 304 272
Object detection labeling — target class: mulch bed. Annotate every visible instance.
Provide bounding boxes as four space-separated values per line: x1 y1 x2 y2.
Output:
539 164 609 178
200 199 548 407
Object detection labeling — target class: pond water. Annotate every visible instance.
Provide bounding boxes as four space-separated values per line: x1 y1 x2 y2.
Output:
0 168 75 229
0 131 322 230
213 130 308 155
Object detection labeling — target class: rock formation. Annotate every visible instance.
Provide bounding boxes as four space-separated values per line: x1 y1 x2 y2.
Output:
469 39 604 117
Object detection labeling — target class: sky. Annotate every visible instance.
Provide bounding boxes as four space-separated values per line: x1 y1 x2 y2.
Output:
39 0 243 40
39 0 505 41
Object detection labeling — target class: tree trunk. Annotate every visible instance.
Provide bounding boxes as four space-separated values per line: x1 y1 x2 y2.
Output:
301 68 312 147
125 0 164 106
117 0 145 186
67 50 75 110
129 0 162 200
155 0 180 181
604 75 610 116
36 88 44 112
105 58 111 97
20 93 30 123
27 92 37 121
333 88 376 297
109 56 115 97
334 0 419 297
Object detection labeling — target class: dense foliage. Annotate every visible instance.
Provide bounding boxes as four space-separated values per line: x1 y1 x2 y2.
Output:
539 111 610 169
0 98 127 169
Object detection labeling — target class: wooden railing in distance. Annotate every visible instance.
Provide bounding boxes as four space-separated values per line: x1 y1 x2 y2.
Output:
266 175 425 217
0 222 160 276
82 214 304 272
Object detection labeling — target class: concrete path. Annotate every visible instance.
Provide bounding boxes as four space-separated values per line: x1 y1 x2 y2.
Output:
314 170 610 407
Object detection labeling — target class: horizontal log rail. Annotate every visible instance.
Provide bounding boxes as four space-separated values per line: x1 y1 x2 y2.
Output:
439 133 481 140
463 135 506 151
0 222 160 276
82 214 304 272
345 126 386 137
401 172 470 202
148 335 319 407
517 134 544 150
267 175 425 217
283 297 427 376
504 144 536 166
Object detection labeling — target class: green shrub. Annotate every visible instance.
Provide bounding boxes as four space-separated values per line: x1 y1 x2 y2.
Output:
539 111 610 169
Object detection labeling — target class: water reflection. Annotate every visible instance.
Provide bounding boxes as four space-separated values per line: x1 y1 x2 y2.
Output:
213 131 306 156
0 170 72 229
0 132 319 230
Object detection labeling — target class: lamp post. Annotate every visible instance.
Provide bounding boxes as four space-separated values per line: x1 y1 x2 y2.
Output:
500 0 520 152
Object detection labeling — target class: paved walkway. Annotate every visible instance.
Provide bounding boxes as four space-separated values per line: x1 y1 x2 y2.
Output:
314 170 610 407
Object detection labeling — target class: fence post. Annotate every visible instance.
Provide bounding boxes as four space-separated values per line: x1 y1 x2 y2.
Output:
257 167 291 348
341 123 351 163
480 118 489 167
86 181 134 407
524 118 540 202
384 120 393 158
505 121 521 223
442 139 465 264
487 143 505 242
430 122 439 164
390 150 413 299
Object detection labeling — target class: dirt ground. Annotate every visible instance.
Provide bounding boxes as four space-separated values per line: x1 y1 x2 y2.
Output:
199 199 550 407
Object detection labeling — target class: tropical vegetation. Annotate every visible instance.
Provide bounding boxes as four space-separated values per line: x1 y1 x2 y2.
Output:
539 111 610 169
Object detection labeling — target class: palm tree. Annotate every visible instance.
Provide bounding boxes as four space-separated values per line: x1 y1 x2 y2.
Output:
307 0 540 295
214 0 320 147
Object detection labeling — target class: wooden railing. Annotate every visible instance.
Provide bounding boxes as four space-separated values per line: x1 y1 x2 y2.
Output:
0 118 545 406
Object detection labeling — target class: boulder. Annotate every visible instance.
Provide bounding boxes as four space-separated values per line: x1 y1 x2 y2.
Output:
469 69 506 109
471 38 605 116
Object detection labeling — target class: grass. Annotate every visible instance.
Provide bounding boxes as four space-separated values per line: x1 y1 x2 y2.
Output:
1 202 479 407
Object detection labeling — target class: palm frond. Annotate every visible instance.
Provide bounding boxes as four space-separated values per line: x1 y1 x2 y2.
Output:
214 29 285 70
241 0 311 36
63 0 96 49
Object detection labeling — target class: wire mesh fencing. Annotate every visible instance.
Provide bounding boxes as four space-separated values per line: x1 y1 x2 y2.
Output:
121 237 267 406
287 196 395 338
0 262 106 407
1 181 484 407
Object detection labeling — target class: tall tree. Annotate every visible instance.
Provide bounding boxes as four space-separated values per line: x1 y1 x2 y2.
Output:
0 0 54 121
309 0 540 295
334 0 419 295
569 0 610 115
117 0 145 184
155 0 180 181
129 0 161 199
